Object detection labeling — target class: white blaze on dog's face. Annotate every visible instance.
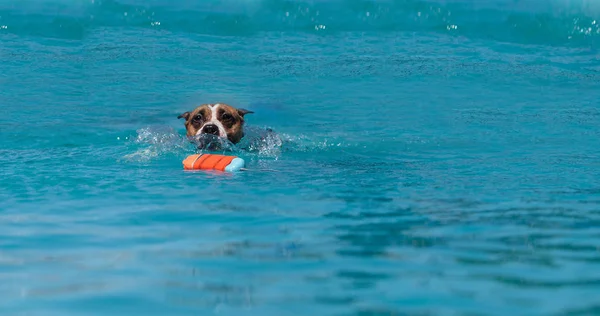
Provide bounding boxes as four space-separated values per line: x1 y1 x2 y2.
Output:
177 103 253 144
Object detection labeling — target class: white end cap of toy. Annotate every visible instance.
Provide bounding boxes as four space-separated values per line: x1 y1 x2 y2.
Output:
225 157 245 172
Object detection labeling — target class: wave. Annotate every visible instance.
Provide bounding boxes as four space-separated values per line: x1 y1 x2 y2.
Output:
0 0 599 47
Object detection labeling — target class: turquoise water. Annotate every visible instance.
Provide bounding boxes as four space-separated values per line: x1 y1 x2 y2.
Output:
2 0 600 314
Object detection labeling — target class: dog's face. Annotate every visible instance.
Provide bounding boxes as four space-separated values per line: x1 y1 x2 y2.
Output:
177 103 253 145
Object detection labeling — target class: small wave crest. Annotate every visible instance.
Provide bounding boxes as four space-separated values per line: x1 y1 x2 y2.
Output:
235 125 351 158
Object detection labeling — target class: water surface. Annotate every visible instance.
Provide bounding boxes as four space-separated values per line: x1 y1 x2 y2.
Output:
1 0 600 315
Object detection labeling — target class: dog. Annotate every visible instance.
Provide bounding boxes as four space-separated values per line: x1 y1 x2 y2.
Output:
177 103 254 150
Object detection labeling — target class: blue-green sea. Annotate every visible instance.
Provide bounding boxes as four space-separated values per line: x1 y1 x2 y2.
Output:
2 0 600 315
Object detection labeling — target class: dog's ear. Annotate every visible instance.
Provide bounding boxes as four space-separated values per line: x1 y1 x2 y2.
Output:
177 111 190 120
237 108 254 117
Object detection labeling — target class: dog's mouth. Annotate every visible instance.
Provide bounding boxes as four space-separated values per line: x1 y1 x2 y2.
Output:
192 134 234 151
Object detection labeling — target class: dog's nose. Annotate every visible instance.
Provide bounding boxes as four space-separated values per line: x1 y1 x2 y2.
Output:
202 124 219 135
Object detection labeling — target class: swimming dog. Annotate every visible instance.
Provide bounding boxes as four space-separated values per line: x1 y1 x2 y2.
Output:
177 103 254 150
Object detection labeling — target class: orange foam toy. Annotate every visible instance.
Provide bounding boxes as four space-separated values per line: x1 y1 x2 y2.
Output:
182 153 245 172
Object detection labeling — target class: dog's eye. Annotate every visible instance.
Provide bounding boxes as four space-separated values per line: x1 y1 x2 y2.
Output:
222 113 233 120
192 114 202 122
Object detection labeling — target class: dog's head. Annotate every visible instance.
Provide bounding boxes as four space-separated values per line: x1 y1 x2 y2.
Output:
178 103 253 148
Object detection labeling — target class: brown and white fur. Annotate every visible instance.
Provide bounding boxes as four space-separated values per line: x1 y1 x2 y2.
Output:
177 103 253 147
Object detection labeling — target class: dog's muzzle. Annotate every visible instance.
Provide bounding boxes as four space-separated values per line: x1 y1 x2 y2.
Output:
193 134 233 151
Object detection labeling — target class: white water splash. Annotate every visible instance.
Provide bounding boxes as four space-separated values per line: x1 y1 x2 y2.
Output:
121 126 190 162
121 125 353 163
